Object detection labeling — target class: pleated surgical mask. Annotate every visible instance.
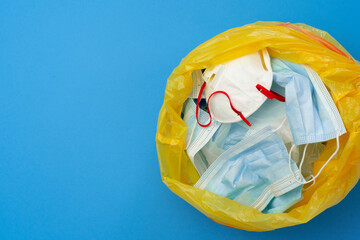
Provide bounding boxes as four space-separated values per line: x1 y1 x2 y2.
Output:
271 58 346 185
271 58 346 145
194 125 305 213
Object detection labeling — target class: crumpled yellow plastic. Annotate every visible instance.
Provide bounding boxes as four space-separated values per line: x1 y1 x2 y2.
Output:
155 21 360 231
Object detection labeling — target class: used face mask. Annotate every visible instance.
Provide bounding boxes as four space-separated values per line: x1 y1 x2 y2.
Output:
188 110 314 213
271 58 346 185
194 125 305 213
271 58 346 145
196 49 285 127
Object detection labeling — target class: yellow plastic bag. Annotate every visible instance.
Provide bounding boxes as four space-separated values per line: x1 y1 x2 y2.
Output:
155 21 360 231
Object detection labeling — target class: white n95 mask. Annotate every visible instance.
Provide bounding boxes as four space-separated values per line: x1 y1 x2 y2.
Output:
196 49 285 127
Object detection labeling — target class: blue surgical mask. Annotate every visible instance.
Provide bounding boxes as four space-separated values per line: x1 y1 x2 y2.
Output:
271 58 346 145
271 58 346 186
194 126 305 212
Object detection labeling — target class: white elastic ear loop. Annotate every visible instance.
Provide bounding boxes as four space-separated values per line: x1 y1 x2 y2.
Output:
288 131 340 185
298 143 309 173
272 117 287 132
303 175 316 191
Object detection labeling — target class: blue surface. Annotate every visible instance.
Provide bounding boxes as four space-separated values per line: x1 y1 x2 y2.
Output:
0 1 359 239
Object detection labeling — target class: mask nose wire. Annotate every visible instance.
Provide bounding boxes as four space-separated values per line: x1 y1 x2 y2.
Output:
288 131 341 185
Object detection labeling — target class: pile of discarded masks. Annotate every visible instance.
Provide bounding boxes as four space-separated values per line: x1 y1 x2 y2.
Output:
182 49 346 213
156 22 360 231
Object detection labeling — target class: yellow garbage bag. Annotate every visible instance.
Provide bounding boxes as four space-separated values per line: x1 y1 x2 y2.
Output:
155 21 360 231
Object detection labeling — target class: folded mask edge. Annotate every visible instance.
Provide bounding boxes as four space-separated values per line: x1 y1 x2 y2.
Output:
194 126 274 189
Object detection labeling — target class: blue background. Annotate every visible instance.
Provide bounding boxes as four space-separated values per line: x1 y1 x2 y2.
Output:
0 0 359 239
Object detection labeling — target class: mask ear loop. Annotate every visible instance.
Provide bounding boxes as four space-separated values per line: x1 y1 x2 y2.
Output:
272 117 287 132
288 131 341 185
298 143 309 174
303 175 316 191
